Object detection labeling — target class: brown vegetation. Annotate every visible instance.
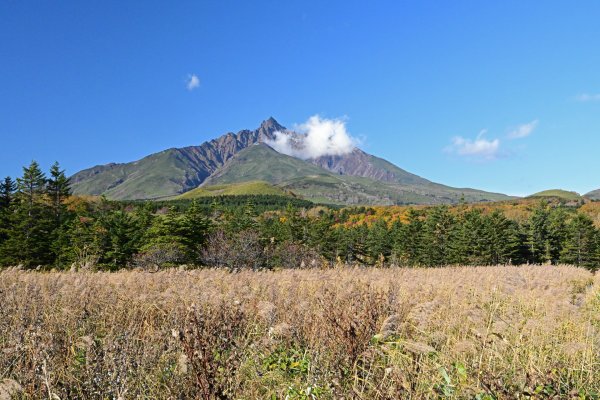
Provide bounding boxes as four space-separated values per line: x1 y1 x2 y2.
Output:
0 266 598 399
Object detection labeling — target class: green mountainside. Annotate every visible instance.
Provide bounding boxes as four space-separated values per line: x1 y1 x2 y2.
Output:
203 144 510 205
175 180 292 199
529 189 582 201
201 144 328 186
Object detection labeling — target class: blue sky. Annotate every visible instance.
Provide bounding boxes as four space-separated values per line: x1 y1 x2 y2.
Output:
1 1 599 196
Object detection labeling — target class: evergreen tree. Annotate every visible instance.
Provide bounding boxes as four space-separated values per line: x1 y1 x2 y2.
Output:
392 208 425 266
0 176 16 210
1 161 53 267
366 219 391 264
56 216 102 269
0 176 16 251
47 161 72 225
305 210 335 258
526 202 551 264
482 210 520 265
88 209 141 269
560 213 598 269
181 199 211 260
225 200 258 233
546 207 569 264
423 206 456 267
452 209 485 265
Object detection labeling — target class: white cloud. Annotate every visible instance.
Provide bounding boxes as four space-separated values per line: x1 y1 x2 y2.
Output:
186 74 200 90
266 115 358 159
507 119 538 139
445 130 500 161
575 93 600 102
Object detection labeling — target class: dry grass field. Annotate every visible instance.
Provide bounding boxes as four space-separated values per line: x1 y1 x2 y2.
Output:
0 266 598 399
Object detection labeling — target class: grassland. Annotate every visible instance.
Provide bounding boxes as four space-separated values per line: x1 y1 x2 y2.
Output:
0 266 598 399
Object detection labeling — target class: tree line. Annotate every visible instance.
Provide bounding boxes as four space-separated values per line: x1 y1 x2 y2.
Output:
1 161 598 271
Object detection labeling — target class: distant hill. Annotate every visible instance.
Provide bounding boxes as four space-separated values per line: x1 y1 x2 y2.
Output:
584 189 600 200
529 189 582 201
175 180 292 199
71 117 513 205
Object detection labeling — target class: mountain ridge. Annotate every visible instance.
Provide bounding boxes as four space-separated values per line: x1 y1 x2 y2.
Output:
71 117 513 204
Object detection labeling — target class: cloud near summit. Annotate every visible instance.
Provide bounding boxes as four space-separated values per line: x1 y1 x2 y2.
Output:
266 115 359 159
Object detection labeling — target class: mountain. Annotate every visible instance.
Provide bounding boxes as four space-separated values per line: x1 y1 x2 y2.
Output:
71 117 512 204
584 189 600 200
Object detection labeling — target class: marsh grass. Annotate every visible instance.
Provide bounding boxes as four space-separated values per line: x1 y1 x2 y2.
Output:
0 265 598 399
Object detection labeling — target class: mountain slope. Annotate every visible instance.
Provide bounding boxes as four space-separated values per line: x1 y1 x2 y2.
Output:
175 180 292 199
203 144 510 205
310 149 430 185
202 144 329 186
71 118 283 199
584 189 600 200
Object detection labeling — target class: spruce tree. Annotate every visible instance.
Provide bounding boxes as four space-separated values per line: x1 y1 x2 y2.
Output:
401 208 425 266
0 176 16 210
47 161 72 225
483 210 520 265
452 209 485 265
366 219 391 263
546 207 569 264
0 176 16 253
2 161 54 267
526 201 551 264
181 199 211 260
423 206 456 267
560 213 598 269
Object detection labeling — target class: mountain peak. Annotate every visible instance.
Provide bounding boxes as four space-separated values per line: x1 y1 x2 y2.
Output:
259 117 285 132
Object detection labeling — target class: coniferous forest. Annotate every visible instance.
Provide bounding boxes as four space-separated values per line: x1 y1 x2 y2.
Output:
1 160 599 271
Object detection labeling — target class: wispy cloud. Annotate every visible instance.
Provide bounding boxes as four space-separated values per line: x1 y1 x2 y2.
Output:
186 74 200 91
574 93 600 102
507 119 538 139
445 130 500 161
